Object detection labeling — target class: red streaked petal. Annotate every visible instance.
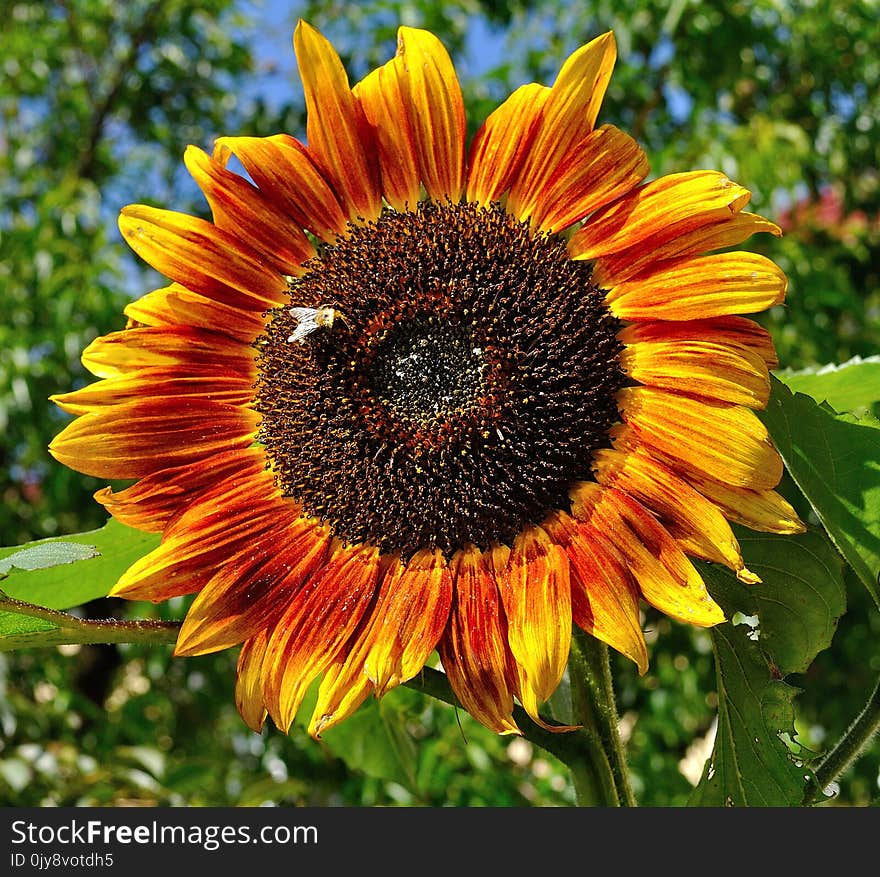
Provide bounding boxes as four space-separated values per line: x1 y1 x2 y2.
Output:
501 525 572 726
594 447 756 582
531 124 649 232
685 473 807 536
354 59 421 212
439 546 520 735
293 21 381 222
618 386 783 489
507 32 616 221
395 26 466 201
545 511 648 674
184 145 315 273
123 284 266 344
261 544 380 731
594 211 782 287
109 468 287 602
79 327 254 380
466 83 549 207
51 369 256 414
571 483 725 627
235 630 270 733
361 549 452 696
118 205 286 310
605 252 787 321
94 446 267 533
49 398 259 480
618 317 779 370
174 515 332 656
214 134 348 242
569 171 751 261
620 339 771 408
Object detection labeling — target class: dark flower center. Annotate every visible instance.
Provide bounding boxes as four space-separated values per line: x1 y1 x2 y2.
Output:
255 201 623 560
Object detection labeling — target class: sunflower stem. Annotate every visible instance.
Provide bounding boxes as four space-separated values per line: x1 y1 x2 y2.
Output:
803 675 880 805
0 592 180 651
566 629 635 806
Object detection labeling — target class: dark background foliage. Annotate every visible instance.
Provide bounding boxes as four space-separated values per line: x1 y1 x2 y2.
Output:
1 0 878 806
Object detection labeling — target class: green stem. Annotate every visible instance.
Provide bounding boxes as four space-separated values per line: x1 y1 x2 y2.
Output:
0 592 180 651
804 676 880 805
567 629 635 806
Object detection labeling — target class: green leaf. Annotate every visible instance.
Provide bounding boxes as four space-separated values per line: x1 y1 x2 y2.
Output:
690 529 846 806
294 682 420 794
0 519 161 638
775 356 880 413
0 542 99 577
760 377 880 606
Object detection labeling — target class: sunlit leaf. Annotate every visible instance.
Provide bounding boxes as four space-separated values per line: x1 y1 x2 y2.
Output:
0 519 160 638
760 377 880 606
775 355 880 413
690 529 846 806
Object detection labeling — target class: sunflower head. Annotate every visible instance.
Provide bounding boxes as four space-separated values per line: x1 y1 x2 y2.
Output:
49 21 803 738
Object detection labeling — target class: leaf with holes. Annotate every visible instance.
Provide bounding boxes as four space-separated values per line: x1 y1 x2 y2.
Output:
689 529 846 806
775 355 880 413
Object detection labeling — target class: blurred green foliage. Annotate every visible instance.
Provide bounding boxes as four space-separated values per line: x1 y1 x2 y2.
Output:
1 0 878 806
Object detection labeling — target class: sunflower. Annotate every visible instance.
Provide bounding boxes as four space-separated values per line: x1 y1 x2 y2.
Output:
49 22 804 737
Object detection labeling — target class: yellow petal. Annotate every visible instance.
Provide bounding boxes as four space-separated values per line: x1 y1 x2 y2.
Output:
531 124 649 232
570 171 751 261
507 32 617 221
618 386 783 489
466 83 549 207
395 27 466 201
621 338 771 408
235 630 270 733
354 59 421 212
605 252 787 321
294 21 381 222
500 525 572 725
545 511 648 673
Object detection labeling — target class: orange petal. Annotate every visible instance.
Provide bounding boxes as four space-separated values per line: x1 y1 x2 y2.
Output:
293 21 381 222
49 398 259 480
569 171 751 261
123 284 266 345
353 60 421 212
466 83 549 207
506 32 616 221
594 447 756 581
545 511 648 674
572 483 725 627
308 641 375 738
594 211 782 287
261 544 380 731
685 473 807 535
51 369 256 414
620 338 770 408
94 446 267 533
214 134 348 242
500 525 572 725
395 26 466 201
118 206 286 311
618 386 783 489
78 326 254 380
605 251 787 321
618 317 779 370
108 468 285 600
175 515 332 656
235 630 270 733
530 124 649 232
184 145 315 273
439 546 521 735
361 549 453 696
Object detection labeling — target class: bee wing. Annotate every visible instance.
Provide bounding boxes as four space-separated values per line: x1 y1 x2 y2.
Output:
289 306 318 322
288 319 318 343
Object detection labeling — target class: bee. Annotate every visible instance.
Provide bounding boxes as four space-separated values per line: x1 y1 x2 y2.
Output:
287 306 350 344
